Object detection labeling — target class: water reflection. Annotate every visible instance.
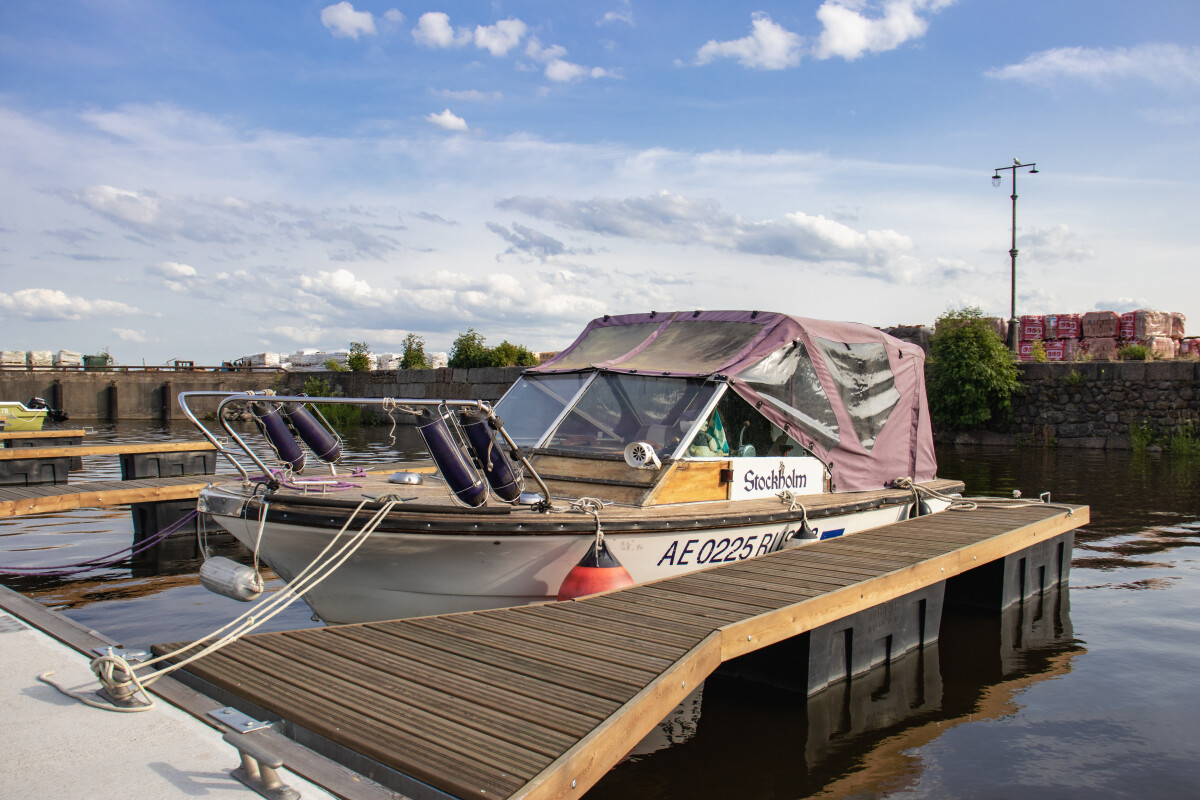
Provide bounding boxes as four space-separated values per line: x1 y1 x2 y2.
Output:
587 587 1080 799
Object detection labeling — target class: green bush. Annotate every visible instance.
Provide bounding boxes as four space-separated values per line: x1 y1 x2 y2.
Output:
400 333 429 369
347 341 371 371
927 307 1021 430
448 328 491 368
1118 343 1149 361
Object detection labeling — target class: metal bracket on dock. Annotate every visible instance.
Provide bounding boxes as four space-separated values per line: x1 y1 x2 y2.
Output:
221 730 300 800
209 705 275 733
90 646 149 662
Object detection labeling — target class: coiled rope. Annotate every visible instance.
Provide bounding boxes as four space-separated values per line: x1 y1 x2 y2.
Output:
39 497 402 712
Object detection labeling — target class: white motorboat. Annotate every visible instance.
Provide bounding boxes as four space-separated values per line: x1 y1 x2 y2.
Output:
188 310 958 623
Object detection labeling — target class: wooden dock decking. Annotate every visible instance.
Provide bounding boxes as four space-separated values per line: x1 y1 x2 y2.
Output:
0 441 216 461
0 475 213 517
156 502 1088 800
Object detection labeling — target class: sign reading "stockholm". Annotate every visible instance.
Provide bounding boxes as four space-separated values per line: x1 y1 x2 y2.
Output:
730 457 825 501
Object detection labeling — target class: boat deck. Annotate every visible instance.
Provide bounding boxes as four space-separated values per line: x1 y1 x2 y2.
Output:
156 501 1087 800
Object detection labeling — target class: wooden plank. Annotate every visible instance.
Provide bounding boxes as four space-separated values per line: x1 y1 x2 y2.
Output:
0 441 216 460
586 588 760 625
495 606 701 657
459 610 685 668
337 625 617 721
668 569 857 602
527 602 716 646
255 634 574 764
379 620 640 704
407 616 658 688
294 628 600 738
649 575 804 610
642 460 729 506
717 506 1089 661
514 633 722 800
181 646 525 798
0 429 87 441
0 476 209 517
530 454 660 485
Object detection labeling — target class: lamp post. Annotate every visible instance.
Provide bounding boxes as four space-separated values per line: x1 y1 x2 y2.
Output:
992 159 1039 351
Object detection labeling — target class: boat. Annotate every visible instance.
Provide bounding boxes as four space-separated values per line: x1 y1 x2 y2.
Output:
0 399 49 431
186 310 959 624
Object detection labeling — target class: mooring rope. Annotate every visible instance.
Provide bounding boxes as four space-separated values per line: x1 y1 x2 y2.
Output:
40 497 402 712
1 510 200 577
893 477 1077 517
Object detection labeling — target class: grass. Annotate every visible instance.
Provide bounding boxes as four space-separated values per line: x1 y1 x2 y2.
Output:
1064 368 1085 388
1129 419 1154 451
1167 416 1200 457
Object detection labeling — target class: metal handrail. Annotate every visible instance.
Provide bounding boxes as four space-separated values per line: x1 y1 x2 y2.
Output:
177 391 552 502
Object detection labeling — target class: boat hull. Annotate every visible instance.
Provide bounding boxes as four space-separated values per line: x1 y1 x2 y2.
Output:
210 500 943 624
0 403 47 431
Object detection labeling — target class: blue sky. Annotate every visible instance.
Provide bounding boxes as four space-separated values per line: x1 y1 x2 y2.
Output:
1 1 1198 364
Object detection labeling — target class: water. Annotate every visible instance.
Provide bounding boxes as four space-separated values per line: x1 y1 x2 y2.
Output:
2 427 1198 798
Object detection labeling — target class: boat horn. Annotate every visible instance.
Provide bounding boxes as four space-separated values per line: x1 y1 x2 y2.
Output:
416 405 488 508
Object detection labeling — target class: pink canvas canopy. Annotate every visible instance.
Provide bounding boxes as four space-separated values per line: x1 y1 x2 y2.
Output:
532 310 937 492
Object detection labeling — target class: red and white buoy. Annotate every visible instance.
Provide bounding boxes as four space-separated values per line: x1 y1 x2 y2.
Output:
557 535 635 601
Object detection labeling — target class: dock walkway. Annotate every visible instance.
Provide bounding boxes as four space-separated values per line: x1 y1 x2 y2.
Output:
158 502 1087 800
0 474 214 517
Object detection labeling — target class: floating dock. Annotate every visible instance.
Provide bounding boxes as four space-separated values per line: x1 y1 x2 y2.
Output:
157 502 1086 800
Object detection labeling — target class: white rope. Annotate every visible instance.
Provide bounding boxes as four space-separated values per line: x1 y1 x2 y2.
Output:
893 477 1077 516
73 497 399 711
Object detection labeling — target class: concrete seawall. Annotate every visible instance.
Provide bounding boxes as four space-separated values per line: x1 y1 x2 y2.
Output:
4 361 1196 450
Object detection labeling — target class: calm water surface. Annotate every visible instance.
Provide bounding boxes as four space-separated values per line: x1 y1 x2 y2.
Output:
2 423 1197 798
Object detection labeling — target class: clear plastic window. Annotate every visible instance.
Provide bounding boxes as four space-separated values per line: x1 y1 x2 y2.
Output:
686 390 809 459
812 337 900 450
542 323 661 370
545 374 717 457
493 373 590 447
737 342 840 449
617 320 764 374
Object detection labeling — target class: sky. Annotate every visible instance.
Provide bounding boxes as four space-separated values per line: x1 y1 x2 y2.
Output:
1 1 1198 366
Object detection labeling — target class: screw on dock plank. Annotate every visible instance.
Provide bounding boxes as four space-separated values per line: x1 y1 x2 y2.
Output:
222 731 300 799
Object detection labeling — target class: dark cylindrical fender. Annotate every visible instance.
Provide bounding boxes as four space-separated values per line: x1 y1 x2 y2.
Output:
252 401 306 472
417 410 487 508
283 403 342 462
461 413 522 502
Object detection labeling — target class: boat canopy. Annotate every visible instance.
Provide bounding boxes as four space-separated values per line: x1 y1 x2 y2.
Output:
529 310 936 492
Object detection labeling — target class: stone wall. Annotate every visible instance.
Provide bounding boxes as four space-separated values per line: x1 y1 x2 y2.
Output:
943 360 1200 448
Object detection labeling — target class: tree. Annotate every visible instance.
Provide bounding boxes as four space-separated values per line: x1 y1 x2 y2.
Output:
448 328 490 368
400 333 429 370
489 340 539 367
926 307 1021 430
323 358 348 372
347 341 371 372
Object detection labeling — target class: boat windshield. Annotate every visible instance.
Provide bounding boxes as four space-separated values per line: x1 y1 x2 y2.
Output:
493 373 592 448
543 374 717 458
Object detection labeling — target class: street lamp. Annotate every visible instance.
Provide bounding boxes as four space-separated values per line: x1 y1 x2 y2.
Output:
992 159 1039 351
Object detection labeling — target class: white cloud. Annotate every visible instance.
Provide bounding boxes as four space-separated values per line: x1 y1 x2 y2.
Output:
696 3 954 70
413 12 470 48
526 38 568 63
320 2 377 40
986 43 1200 88
426 109 469 131
1019 224 1096 264
147 261 200 292
113 328 148 343
814 0 953 61
696 12 803 70
546 60 589 82
600 3 634 27
433 89 503 102
383 9 404 25
0 288 140 321
474 18 527 56
496 191 914 279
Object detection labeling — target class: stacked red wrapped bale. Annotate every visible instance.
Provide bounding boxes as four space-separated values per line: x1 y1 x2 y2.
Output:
1044 313 1081 340
1020 315 1045 342
1130 309 1175 358
1181 338 1200 359
1082 311 1119 359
